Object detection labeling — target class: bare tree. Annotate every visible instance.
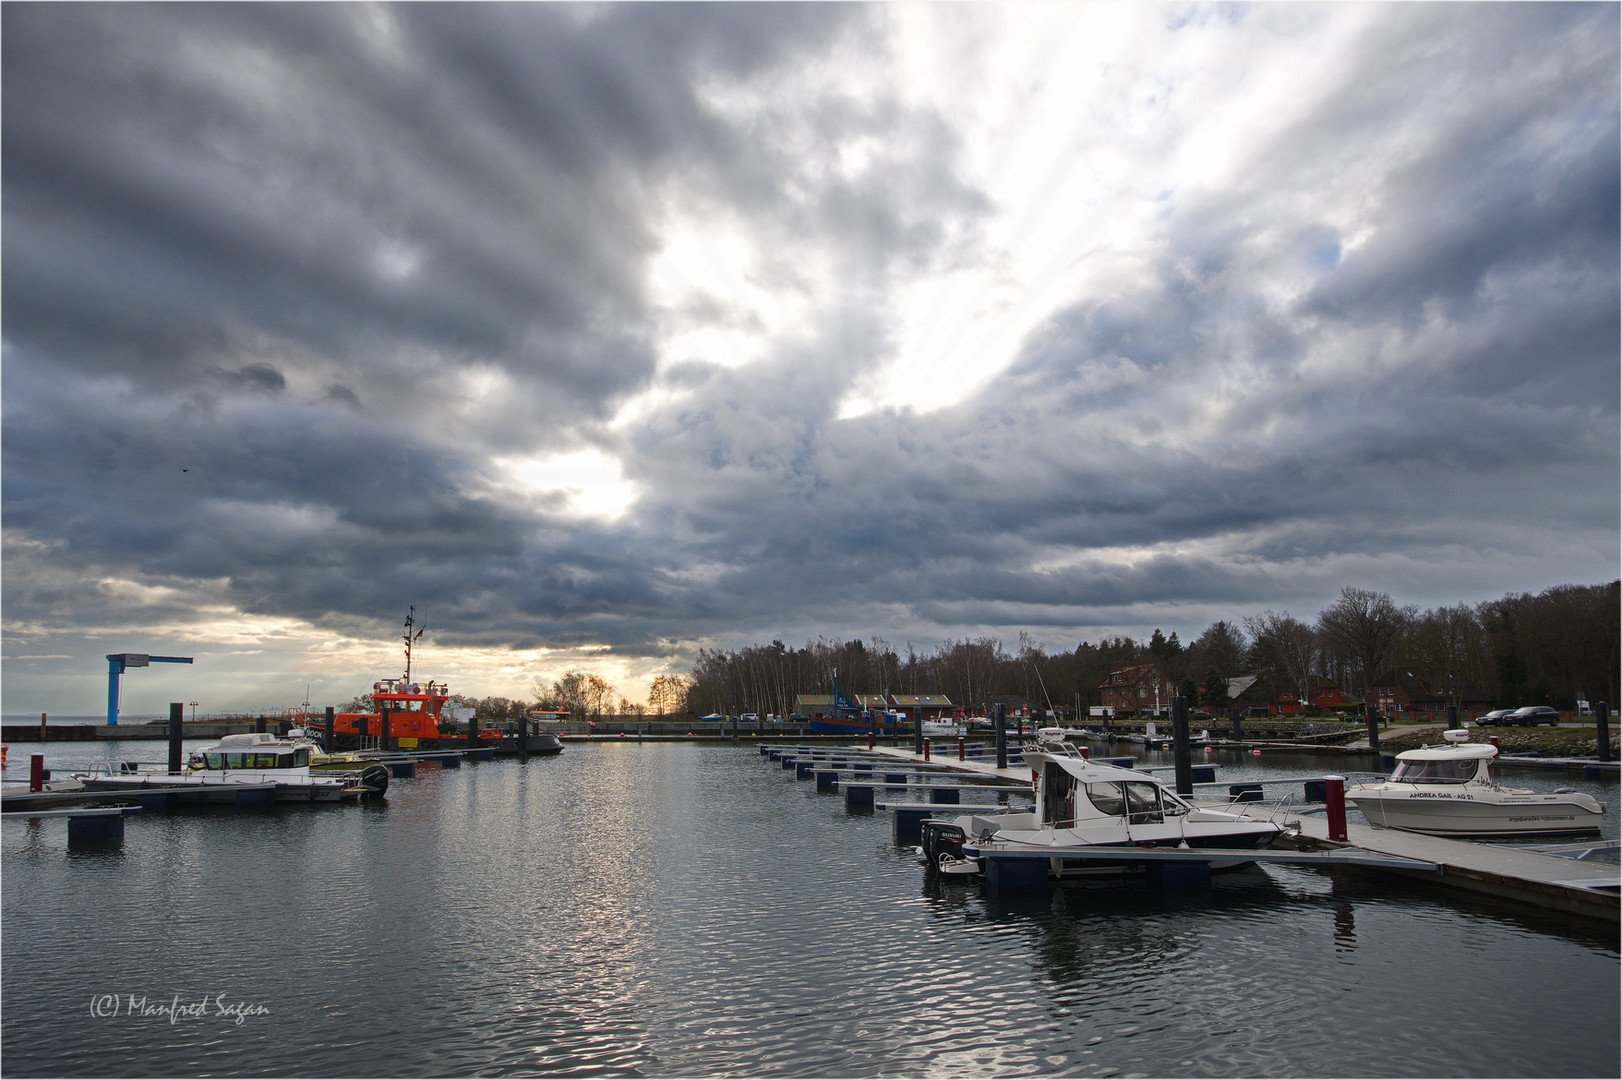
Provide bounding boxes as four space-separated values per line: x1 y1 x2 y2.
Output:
1317 587 1414 701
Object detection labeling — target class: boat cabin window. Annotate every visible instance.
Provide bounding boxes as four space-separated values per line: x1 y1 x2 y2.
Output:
1085 783 1126 817
1123 782 1164 825
1391 758 1479 784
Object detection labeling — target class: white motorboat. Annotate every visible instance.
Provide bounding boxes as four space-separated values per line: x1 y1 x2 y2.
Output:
1346 730 1606 837
921 737 1288 878
77 732 389 803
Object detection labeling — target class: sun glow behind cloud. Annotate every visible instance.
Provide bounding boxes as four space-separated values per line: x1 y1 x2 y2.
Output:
490 449 639 521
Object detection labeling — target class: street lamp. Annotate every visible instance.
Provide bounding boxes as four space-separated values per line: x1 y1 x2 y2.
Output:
189 701 199 723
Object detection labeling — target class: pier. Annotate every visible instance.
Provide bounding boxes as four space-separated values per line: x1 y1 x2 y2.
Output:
763 741 1620 922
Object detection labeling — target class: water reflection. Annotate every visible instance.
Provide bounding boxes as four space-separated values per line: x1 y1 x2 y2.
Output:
3 742 1617 1078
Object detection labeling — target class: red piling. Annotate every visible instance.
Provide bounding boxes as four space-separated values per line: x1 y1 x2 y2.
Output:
1325 775 1348 842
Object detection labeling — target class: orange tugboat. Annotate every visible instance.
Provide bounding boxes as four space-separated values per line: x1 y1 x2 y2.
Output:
327 609 562 754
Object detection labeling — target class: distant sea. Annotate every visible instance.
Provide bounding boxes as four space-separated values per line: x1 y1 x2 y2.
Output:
2 715 166 726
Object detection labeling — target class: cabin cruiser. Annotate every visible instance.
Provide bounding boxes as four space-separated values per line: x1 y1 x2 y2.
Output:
921 738 1287 879
1346 730 1606 837
76 732 389 803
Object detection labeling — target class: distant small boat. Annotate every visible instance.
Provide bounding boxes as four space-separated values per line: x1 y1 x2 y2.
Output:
1346 730 1606 837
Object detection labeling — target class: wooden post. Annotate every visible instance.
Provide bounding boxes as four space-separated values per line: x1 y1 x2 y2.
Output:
39 712 47 740
1172 696 1192 796
1324 775 1348 842
167 702 184 775
1597 702 1612 764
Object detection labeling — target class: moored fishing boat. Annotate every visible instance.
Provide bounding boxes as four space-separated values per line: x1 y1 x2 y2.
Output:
1345 730 1606 837
75 732 388 803
921 734 1287 879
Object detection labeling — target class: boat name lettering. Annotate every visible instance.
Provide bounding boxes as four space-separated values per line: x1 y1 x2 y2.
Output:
89 993 271 1025
1408 792 1475 799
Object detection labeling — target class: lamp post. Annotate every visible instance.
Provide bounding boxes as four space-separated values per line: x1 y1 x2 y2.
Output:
189 701 199 723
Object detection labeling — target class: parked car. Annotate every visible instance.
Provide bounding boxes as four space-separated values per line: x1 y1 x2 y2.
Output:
740 713 759 723
1474 709 1516 726
1507 706 1562 727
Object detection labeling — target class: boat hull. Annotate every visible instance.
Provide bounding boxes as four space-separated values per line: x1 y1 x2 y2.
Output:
1346 787 1605 836
79 775 360 803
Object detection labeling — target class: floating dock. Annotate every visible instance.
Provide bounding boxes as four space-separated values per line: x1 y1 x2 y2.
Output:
765 742 1621 923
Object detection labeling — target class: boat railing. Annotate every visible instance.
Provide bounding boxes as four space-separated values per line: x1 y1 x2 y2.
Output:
78 760 180 777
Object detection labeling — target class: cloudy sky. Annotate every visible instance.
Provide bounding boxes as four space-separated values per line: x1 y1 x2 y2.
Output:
4 2 1617 717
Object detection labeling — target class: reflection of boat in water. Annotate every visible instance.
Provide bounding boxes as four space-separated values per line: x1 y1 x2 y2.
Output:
922 731 1285 879
1346 730 1606 837
77 732 389 803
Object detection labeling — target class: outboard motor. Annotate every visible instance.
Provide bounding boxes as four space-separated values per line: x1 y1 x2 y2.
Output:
358 764 391 798
920 820 968 865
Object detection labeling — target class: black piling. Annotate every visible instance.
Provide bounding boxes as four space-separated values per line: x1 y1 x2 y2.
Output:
913 709 924 756
1597 702 1612 764
380 705 392 752
167 702 184 775
1446 704 1458 728
519 714 530 761
1365 704 1380 752
467 712 479 748
254 715 267 734
995 703 1008 770
323 706 335 753
1231 704 1242 742
1171 696 1193 796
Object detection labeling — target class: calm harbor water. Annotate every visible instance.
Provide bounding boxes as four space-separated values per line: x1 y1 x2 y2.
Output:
3 740 1618 1078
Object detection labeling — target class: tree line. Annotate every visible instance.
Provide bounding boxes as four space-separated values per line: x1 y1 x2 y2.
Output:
679 581 1620 718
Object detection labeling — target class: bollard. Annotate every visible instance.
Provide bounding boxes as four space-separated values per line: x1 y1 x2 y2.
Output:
958 736 966 761
168 702 185 775
1597 702 1612 764
1324 776 1348 842
30 754 46 792
924 740 931 762
1172 696 1192 795
868 731 874 751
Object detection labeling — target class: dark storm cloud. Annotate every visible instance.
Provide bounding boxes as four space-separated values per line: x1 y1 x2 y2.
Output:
2 1 1617 698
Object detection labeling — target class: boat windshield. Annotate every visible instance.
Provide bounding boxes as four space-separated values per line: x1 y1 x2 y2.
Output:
1391 758 1479 784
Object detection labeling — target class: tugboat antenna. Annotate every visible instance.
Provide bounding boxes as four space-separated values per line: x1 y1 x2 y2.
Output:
402 606 425 684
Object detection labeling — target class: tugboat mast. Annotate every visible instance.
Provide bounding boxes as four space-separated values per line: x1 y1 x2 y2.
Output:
402 606 425 684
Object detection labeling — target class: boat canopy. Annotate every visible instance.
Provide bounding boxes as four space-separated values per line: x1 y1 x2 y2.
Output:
1396 743 1497 762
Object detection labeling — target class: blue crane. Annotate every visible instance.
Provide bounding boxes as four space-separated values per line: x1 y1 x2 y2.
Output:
105 653 194 726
